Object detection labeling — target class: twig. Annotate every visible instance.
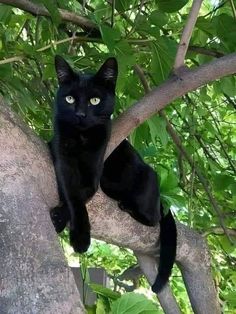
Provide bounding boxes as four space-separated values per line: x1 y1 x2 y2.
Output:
203 227 236 237
189 46 224 58
0 56 24 65
0 36 154 66
127 0 146 37
0 0 97 30
224 93 236 110
174 0 203 70
203 1 226 18
111 0 115 27
230 0 236 19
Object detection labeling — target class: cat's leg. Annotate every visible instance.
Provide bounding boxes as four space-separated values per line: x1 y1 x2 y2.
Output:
50 204 69 233
57 161 91 253
69 199 90 253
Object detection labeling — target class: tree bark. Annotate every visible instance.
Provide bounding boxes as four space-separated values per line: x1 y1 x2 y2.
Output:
0 100 85 314
0 92 221 314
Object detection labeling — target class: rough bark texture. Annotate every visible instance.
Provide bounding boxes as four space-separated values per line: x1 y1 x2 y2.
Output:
0 95 221 314
0 100 85 314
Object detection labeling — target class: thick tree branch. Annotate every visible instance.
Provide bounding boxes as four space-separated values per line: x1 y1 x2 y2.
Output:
174 0 203 70
0 99 85 313
107 53 236 157
0 0 97 30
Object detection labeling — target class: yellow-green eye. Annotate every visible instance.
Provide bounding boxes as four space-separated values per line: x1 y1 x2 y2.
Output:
65 96 75 104
90 97 100 106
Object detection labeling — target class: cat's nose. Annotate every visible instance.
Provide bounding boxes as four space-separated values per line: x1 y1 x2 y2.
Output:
75 111 86 118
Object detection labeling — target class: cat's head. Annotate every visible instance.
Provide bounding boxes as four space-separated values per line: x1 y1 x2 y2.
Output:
54 55 118 130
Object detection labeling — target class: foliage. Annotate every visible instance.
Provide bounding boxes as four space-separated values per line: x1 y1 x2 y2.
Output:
0 0 235 313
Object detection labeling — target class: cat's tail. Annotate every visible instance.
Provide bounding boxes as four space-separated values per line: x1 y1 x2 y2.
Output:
151 206 177 293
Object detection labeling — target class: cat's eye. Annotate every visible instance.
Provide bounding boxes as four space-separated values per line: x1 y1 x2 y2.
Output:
90 97 100 106
65 96 75 104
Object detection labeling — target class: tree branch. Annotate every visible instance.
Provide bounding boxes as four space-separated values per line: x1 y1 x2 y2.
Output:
0 0 97 30
174 0 203 70
107 53 236 157
203 227 236 237
188 46 225 58
0 99 85 313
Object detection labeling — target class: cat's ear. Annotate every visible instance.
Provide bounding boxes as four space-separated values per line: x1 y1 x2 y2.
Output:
95 58 118 88
55 55 75 84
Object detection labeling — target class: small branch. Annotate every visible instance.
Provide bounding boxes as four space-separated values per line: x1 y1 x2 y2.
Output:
189 46 225 58
0 56 24 65
0 0 97 30
203 227 236 237
111 0 115 27
127 0 146 36
133 65 150 93
224 93 236 110
203 1 226 18
0 36 154 66
174 0 203 70
230 0 236 20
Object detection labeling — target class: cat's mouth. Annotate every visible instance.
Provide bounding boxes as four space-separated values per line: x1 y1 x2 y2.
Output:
74 116 94 130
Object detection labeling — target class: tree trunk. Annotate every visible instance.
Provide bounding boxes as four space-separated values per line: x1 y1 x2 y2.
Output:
0 96 221 314
0 99 85 313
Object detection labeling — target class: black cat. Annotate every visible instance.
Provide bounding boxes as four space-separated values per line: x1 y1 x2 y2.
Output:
101 140 177 293
50 55 118 253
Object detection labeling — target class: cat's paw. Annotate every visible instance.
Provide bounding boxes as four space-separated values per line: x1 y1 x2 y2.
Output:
118 202 132 214
70 229 91 253
50 206 68 233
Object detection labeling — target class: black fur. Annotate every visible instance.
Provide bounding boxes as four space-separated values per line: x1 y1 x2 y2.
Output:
50 56 118 253
101 140 177 293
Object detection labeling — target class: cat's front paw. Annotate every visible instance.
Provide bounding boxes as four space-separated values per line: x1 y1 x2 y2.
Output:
70 229 91 253
118 201 132 214
50 206 68 233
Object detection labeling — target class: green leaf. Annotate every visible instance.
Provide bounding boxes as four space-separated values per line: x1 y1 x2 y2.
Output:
94 298 107 314
89 283 121 300
151 38 177 84
0 4 12 24
111 292 160 314
156 0 189 13
39 0 61 25
220 77 236 97
93 4 111 24
214 14 236 47
213 174 234 192
160 171 178 192
100 25 121 51
149 10 168 27
147 115 169 146
220 236 235 254
115 0 136 12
